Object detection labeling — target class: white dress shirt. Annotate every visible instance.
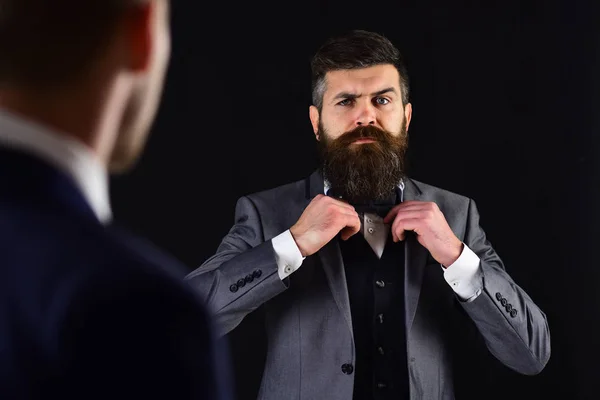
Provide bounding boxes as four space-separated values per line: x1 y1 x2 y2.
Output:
271 180 483 302
0 108 112 224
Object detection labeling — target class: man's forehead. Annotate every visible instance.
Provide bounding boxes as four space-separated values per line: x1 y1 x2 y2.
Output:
324 64 400 96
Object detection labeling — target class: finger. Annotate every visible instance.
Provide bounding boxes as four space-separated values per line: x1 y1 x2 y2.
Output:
330 208 359 233
397 200 424 206
383 204 426 224
388 210 426 224
346 213 362 232
340 226 359 241
392 218 421 242
340 225 360 240
383 206 400 224
340 213 361 240
392 203 431 213
338 208 359 220
384 201 435 223
395 200 435 208
392 214 419 234
313 193 353 211
396 201 439 215
327 196 356 211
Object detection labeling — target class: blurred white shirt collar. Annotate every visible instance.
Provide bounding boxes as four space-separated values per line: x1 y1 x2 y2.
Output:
0 108 112 224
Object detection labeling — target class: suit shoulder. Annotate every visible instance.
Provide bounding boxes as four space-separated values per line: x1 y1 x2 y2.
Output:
408 178 472 205
50 218 184 275
242 176 307 206
57 226 210 327
11 209 191 290
0 209 210 352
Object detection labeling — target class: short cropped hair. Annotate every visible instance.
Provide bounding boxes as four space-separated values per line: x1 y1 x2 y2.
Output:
0 0 149 87
310 30 410 110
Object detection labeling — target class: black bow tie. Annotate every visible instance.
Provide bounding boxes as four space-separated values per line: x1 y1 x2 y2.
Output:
326 187 401 218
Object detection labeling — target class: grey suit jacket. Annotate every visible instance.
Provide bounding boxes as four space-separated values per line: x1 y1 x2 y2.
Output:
185 170 550 400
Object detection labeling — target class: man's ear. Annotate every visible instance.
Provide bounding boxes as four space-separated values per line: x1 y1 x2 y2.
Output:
404 102 413 132
309 105 320 140
125 2 155 72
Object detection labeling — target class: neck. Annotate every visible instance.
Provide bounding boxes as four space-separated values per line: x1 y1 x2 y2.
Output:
0 75 126 167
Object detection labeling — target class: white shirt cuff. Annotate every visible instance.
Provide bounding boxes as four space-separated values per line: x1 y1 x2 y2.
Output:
272 230 305 280
442 244 483 302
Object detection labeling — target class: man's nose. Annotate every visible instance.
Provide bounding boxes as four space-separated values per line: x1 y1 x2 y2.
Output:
354 102 376 126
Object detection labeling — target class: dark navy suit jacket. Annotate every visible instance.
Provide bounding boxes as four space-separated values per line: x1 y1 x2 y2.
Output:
0 146 233 399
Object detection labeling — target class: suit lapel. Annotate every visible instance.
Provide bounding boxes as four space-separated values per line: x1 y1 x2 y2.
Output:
402 179 428 332
319 239 354 338
305 170 355 338
303 172 429 336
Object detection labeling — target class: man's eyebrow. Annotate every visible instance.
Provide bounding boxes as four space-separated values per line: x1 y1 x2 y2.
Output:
332 91 359 101
331 87 397 101
372 87 397 97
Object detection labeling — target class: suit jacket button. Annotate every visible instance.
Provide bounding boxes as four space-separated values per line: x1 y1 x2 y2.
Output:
495 292 502 301
229 284 238 293
237 279 246 288
341 363 354 374
501 298 508 307
506 303 513 312
253 270 262 278
244 274 254 283
510 309 518 318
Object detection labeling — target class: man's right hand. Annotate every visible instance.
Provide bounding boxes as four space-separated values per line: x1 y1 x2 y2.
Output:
289 194 361 257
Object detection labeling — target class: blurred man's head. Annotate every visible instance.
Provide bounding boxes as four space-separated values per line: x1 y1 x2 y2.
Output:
309 30 412 203
0 0 171 173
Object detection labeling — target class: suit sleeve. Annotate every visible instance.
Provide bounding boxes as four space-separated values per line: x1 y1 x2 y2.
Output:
54 271 233 400
185 195 289 336
459 198 551 375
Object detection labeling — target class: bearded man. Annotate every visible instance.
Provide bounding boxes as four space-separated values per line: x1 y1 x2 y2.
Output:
186 29 550 400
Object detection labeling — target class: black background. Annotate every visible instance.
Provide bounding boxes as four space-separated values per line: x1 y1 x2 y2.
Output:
111 1 600 398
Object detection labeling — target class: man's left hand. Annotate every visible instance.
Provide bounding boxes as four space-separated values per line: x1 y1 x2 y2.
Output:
383 201 463 267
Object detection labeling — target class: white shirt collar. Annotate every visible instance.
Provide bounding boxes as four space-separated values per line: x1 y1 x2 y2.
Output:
0 108 112 224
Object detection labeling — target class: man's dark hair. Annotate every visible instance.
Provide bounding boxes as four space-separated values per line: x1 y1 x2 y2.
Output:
0 0 147 88
310 30 410 110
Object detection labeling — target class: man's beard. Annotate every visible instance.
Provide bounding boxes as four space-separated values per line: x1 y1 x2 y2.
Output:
317 120 408 204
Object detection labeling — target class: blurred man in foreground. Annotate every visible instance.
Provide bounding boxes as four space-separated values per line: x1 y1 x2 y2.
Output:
0 1 231 398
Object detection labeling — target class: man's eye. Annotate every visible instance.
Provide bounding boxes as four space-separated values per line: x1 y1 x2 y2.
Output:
375 97 390 105
338 99 352 106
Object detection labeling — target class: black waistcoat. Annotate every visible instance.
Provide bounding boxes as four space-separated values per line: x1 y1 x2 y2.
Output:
338 229 409 400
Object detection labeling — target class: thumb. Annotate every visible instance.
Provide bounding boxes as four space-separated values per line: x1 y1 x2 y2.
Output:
383 208 398 224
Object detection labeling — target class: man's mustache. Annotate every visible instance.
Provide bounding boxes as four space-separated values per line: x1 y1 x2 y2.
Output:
333 125 394 147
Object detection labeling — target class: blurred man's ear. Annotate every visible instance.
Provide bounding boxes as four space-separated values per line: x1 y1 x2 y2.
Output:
125 2 155 73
